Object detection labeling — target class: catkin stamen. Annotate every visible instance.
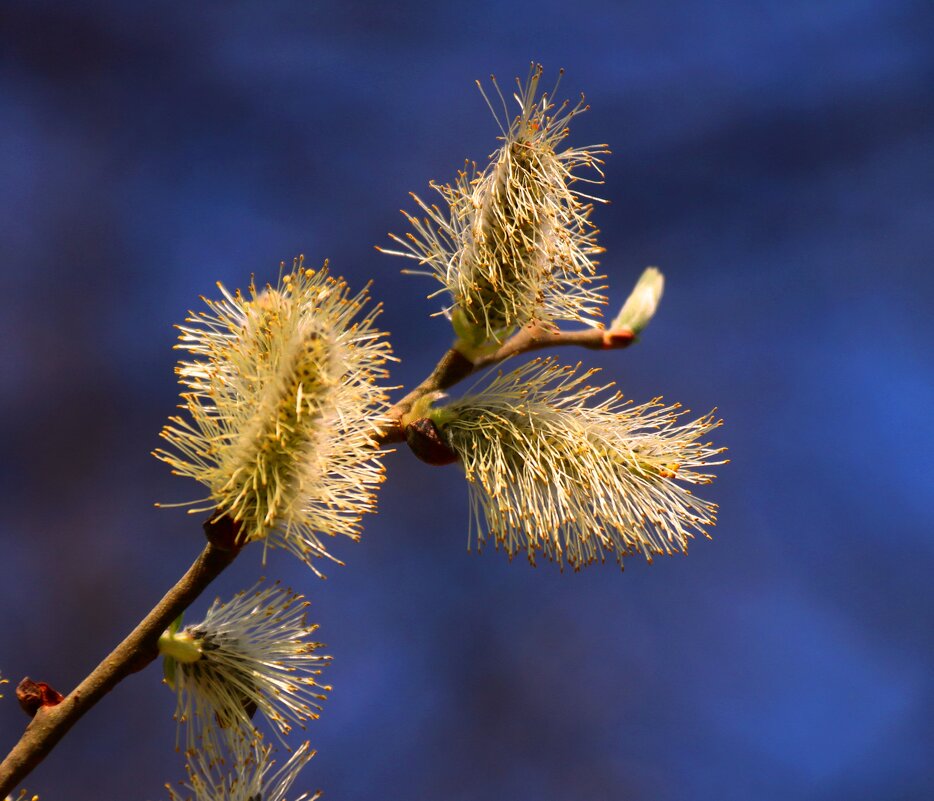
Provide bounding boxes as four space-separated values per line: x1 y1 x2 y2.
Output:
223 319 336 536
154 259 392 576
383 66 609 348
437 359 726 570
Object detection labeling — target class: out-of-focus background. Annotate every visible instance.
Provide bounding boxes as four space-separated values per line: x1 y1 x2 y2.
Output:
1 2 932 799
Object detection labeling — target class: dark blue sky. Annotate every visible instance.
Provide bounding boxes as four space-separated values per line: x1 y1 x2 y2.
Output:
1 2 932 799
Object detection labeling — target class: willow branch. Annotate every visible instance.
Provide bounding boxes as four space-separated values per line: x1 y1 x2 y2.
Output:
0 540 238 796
476 323 635 367
378 323 635 444
0 316 634 792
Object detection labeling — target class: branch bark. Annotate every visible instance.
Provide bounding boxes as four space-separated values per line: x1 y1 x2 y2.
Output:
378 323 635 444
0 320 634 793
0 542 238 796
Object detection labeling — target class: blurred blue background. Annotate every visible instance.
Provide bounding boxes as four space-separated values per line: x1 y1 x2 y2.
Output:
1 2 932 799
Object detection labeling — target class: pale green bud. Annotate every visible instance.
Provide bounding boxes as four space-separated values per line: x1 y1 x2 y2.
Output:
611 267 664 335
158 629 203 667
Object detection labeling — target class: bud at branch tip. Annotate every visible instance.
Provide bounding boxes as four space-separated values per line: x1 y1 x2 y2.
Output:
611 267 664 335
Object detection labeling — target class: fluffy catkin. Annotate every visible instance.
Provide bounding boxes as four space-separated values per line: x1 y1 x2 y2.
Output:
155 258 392 575
169 739 319 801
435 359 726 570
159 582 330 755
383 66 608 352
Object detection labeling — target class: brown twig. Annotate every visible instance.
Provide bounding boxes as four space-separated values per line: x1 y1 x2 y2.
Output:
0 321 634 794
0 541 238 796
378 323 635 444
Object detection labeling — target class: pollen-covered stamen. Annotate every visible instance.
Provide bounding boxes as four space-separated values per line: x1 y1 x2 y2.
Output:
4 791 40 801
453 67 607 347
455 138 557 343
222 311 339 538
162 582 332 756
184 628 260 727
383 66 608 350
171 738 320 801
155 258 392 575
435 358 726 570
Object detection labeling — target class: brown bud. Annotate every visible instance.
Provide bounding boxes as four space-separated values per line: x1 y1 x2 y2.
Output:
17 677 64 718
203 514 244 551
405 418 459 466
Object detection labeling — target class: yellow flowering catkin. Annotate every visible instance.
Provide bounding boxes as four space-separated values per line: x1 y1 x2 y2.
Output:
383 65 608 352
169 739 319 801
159 582 330 755
434 359 726 570
155 258 392 575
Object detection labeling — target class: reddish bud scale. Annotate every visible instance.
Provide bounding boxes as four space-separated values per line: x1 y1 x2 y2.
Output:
17 677 64 718
202 513 245 551
405 418 460 466
602 328 636 348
